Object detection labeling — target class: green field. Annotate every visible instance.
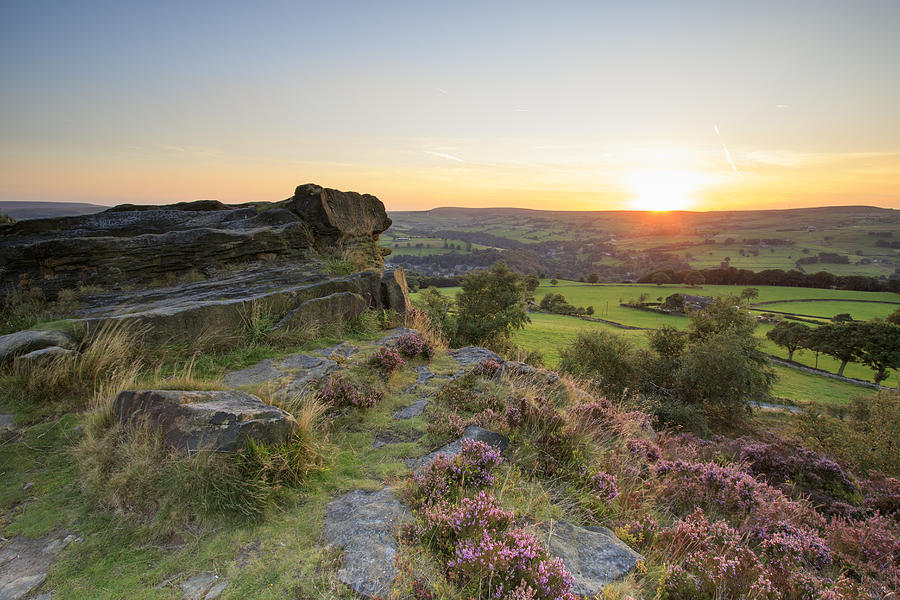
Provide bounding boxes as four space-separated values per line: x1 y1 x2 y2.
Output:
750 300 899 322
414 281 899 406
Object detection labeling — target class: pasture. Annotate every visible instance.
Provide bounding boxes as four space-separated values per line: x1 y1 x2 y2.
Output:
413 280 900 406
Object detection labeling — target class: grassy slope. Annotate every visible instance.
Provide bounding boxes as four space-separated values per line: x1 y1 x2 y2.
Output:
415 281 899 404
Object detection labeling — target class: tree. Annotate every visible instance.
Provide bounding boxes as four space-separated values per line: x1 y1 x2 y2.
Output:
455 261 530 345
854 321 900 383
887 307 900 325
587 273 600 284
766 321 810 361
687 296 757 342
523 273 540 294
550 278 558 286
559 330 639 398
414 286 454 337
684 271 705 287
806 323 860 377
739 287 759 304
652 271 671 286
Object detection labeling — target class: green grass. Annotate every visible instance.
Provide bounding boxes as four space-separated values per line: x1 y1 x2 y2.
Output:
415 281 895 406
750 300 898 321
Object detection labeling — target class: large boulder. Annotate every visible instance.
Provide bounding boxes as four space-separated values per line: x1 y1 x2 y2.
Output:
322 488 410 599
275 292 368 330
536 521 643 596
279 183 391 264
0 329 73 364
114 390 298 452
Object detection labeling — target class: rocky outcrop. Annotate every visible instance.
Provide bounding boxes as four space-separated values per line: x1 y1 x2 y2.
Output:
536 521 643 596
0 184 391 298
450 347 505 367
0 329 74 364
114 390 298 452
322 488 410 599
223 353 337 394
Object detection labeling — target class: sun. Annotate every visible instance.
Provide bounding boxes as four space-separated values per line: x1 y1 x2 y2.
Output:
628 170 698 211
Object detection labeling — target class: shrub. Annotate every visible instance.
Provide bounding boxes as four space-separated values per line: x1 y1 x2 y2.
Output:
447 528 576 600
370 346 405 377
318 375 383 409
558 330 639 398
397 332 435 361
413 439 503 504
418 490 514 555
473 358 501 378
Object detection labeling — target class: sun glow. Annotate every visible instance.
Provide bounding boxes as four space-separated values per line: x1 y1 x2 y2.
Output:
628 170 699 211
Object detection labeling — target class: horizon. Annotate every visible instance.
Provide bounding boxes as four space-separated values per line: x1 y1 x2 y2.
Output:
2 1 899 212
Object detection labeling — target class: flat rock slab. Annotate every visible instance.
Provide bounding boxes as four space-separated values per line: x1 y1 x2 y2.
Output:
0 533 80 600
0 330 73 364
114 390 298 452
393 399 428 420
180 572 228 600
14 346 75 367
223 353 337 394
536 521 643 596
314 342 358 359
0 414 14 431
502 360 561 385
450 347 505 367
322 488 410 599
410 425 509 469
372 429 424 449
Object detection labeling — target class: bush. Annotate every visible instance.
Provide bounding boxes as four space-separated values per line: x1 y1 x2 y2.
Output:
412 439 503 504
397 332 435 361
370 346 406 377
558 330 639 398
455 261 530 345
318 375 383 409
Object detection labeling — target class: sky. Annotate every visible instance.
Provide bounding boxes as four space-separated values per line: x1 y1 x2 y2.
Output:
1 0 899 212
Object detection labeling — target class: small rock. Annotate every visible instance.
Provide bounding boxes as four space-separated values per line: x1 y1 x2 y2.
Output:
314 342 358 359
180 572 227 600
322 488 411 599
114 390 298 452
22 482 34 492
536 521 643 596
0 533 79 600
14 346 75 368
393 399 428 420
411 425 509 469
223 359 284 387
450 347 504 367
372 429 423 448
0 330 73 364
0 414 14 431
278 354 338 394
375 327 416 346
502 361 560 385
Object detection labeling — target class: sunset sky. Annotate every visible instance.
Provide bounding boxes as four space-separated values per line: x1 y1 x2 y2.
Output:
1 1 899 211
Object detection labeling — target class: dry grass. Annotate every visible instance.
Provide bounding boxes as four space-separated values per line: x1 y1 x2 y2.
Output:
404 308 449 350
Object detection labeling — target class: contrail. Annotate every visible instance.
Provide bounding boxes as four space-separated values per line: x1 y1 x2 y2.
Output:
425 151 464 163
714 124 743 179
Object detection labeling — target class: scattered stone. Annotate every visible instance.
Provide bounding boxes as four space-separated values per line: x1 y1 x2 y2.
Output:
502 361 561 384
376 327 416 346
222 359 283 388
22 482 34 492
234 541 261 568
393 399 428 420
314 342 358 360
0 330 73 364
114 390 298 452
322 488 410 599
450 347 505 367
411 425 509 469
403 366 435 394
0 414 14 431
180 572 228 600
14 346 75 367
372 429 423 448
0 533 80 600
536 521 643 596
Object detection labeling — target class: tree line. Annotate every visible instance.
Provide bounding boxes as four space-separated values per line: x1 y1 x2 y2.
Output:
766 312 900 383
640 266 900 293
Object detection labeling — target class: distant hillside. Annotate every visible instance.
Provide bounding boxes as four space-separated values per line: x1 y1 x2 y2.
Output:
387 205 900 282
0 201 108 220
